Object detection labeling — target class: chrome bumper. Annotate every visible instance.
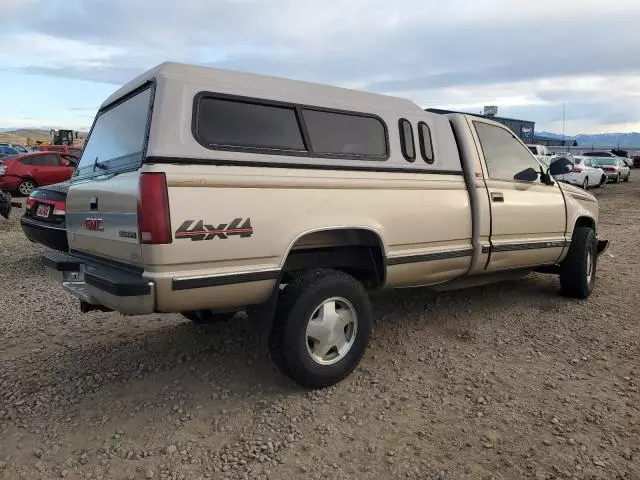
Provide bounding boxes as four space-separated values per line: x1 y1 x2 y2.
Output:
43 251 155 316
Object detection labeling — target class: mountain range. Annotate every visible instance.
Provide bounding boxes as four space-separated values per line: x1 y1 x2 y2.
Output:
537 131 640 148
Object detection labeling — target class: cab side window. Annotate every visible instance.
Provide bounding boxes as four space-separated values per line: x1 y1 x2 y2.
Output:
474 122 541 181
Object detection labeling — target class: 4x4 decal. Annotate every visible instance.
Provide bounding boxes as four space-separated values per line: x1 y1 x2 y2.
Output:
175 218 253 241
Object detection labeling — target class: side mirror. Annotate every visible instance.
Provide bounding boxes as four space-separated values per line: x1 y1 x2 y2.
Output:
513 167 539 182
549 158 573 176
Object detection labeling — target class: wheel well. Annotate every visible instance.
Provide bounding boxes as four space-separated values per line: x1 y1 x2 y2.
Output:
574 216 595 232
282 229 386 288
19 177 37 186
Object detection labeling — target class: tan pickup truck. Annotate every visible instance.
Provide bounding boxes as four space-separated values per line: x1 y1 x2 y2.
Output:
44 62 608 388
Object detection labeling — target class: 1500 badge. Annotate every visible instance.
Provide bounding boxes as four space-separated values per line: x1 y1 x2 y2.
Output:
175 218 253 241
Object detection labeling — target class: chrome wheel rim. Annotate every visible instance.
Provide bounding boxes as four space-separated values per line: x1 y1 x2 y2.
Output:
19 182 34 195
586 249 594 284
305 297 357 366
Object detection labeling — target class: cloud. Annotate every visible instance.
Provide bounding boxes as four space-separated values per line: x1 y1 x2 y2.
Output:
0 33 121 70
2 0 640 133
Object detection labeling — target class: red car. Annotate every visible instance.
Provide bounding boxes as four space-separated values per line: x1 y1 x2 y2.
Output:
0 152 78 196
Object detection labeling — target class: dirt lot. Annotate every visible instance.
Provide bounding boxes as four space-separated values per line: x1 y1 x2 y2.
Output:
0 183 638 480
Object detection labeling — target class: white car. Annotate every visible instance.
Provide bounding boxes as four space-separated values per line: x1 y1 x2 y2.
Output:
550 155 605 189
592 157 631 183
582 151 633 168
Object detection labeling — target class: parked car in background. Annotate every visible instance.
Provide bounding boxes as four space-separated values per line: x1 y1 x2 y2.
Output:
0 152 78 195
39 145 83 157
0 145 19 156
526 144 554 163
582 151 633 168
633 156 640 168
20 182 70 251
592 157 631 183
0 143 28 154
550 155 605 189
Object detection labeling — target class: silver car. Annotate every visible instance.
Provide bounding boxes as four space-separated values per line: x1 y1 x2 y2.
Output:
593 157 631 183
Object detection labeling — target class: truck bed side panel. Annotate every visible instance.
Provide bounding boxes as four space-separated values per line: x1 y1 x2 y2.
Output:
141 164 473 312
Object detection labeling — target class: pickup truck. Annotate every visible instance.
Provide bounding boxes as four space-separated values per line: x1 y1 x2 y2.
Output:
526 144 554 164
43 62 609 388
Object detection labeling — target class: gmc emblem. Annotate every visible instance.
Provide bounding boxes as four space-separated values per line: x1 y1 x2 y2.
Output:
85 218 104 232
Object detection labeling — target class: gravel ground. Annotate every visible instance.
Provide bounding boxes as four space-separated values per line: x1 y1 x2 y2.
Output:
0 183 639 480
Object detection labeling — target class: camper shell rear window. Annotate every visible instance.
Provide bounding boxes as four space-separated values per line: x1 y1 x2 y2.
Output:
192 93 389 160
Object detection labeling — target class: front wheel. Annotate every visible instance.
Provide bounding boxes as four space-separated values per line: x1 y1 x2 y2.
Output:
560 227 597 299
269 269 373 389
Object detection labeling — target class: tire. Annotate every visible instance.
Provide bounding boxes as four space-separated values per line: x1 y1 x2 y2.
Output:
181 310 236 324
624 172 630 182
582 177 588 190
614 174 620 184
560 227 597 299
269 269 373 389
17 179 36 196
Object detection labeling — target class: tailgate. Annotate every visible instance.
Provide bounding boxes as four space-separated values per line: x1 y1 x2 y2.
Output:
66 172 143 265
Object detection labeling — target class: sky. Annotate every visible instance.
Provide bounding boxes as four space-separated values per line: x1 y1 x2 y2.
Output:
1 0 640 136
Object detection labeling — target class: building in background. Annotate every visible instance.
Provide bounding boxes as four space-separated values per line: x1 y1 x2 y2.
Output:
529 135 577 148
426 106 536 143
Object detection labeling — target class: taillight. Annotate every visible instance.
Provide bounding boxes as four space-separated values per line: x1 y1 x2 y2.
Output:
26 197 36 209
572 167 582 173
53 201 65 216
137 172 171 244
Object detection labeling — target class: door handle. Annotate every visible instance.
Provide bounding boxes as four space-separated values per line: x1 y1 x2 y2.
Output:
490 192 504 202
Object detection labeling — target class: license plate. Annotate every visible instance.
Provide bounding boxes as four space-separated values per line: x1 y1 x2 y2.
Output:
36 204 51 218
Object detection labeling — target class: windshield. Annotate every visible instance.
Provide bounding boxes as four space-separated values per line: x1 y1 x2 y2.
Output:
594 158 617 166
75 85 152 177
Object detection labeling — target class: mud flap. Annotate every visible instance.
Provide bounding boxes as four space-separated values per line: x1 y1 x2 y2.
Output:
596 239 609 256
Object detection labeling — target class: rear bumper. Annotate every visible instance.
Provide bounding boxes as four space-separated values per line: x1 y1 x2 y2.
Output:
559 174 583 186
42 251 155 315
20 216 68 251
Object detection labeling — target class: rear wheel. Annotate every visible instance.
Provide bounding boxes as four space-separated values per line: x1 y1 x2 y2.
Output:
582 177 588 189
560 227 597 299
614 174 620 183
17 179 36 196
181 310 236 324
624 172 630 182
269 269 373 389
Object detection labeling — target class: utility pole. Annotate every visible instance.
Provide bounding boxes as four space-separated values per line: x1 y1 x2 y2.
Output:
562 102 566 146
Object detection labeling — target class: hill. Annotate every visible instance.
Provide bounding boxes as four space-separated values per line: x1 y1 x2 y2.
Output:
0 129 87 146
538 131 640 148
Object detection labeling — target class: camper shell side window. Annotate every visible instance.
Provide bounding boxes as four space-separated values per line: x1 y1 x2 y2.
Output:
192 92 389 161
